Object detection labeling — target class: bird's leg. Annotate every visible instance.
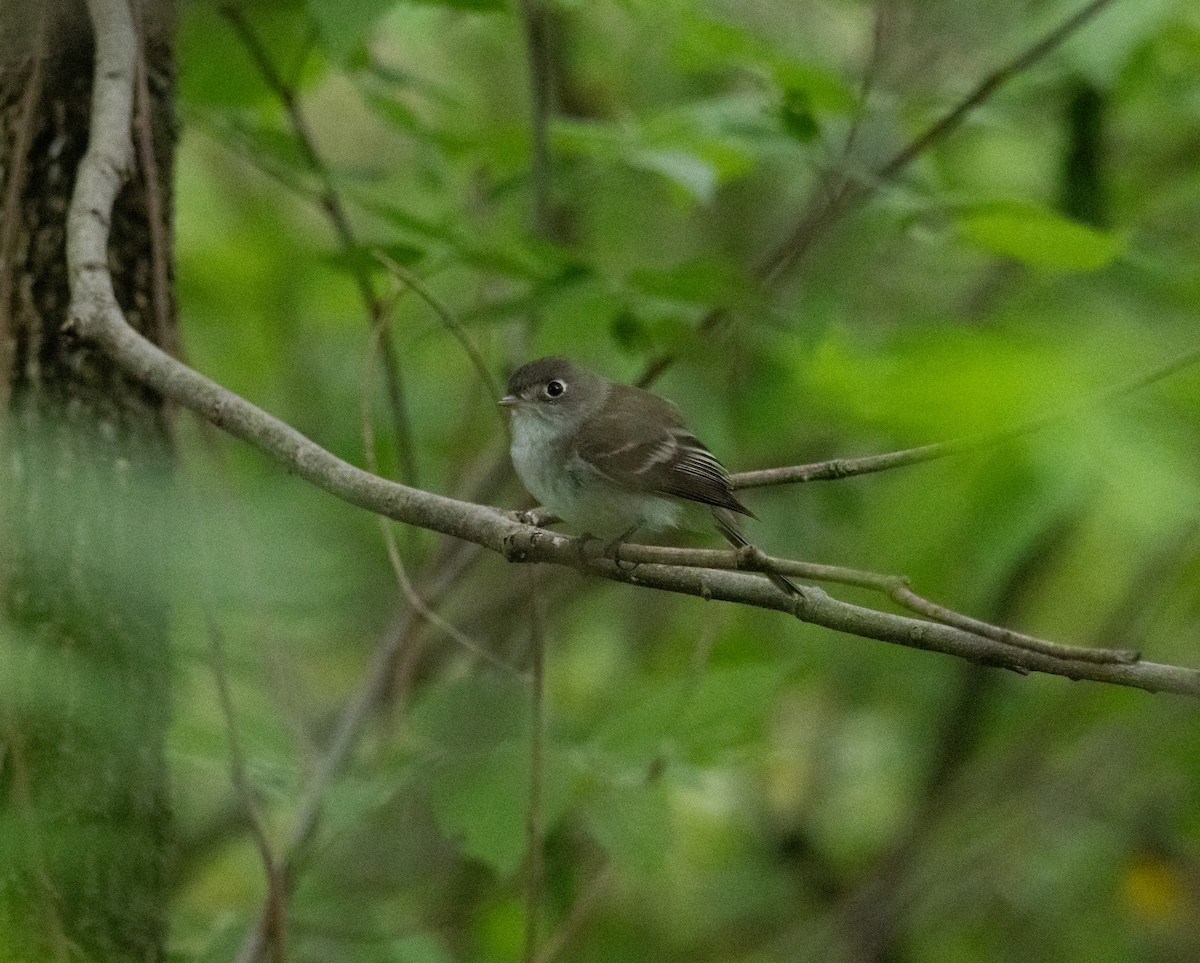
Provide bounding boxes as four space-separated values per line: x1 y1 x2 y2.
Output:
603 524 641 571
574 531 600 566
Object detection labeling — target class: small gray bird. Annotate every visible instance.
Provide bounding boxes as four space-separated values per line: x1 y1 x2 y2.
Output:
500 356 798 595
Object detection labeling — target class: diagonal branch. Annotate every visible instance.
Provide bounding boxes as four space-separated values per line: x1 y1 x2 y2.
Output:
207 616 287 963
71 16 1200 830
637 0 1123 388
730 344 1200 489
219 4 420 487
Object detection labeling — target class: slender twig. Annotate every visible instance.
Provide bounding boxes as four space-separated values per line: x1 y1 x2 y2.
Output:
219 4 419 487
231 541 484 963
533 865 613 963
589 542 1135 665
517 0 555 240
207 617 287 963
360 284 513 670
730 344 1200 489
372 250 504 409
524 568 547 963
637 0 1123 388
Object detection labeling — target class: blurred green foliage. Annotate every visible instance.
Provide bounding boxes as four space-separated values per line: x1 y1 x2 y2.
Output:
160 0 1200 960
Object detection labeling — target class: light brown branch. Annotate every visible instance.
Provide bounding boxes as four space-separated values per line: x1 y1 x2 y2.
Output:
601 542 1134 665
730 344 1200 489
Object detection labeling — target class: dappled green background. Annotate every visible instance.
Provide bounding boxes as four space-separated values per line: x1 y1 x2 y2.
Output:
167 0 1200 960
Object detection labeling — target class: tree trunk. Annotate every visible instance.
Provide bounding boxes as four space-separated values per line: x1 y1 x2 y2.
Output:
0 2 175 959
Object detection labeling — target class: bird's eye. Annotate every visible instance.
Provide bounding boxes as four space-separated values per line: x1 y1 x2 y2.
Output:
545 379 566 398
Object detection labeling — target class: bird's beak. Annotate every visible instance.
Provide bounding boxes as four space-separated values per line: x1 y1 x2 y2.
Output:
498 394 519 408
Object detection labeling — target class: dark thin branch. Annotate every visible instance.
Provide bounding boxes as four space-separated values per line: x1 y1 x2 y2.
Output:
637 0 1123 388
730 344 1200 489
517 0 555 241
533 865 613 963
207 617 287 963
0 13 46 415
372 250 504 409
360 281 513 669
231 541 485 963
524 569 547 963
219 4 419 487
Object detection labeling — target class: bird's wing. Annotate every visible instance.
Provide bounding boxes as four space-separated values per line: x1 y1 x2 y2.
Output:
576 384 753 517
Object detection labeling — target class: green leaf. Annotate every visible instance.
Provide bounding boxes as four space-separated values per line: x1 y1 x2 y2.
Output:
674 665 788 763
380 933 456 963
308 0 397 62
628 257 751 307
360 89 471 153
408 672 531 754
584 781 673 874
629 148 719 204
957 202 1124 271
779 86 820 143
358 198 554 279
180 2 323 108
424 742 573 876
590 664 788 766
322 242 425 277
671 12 855 113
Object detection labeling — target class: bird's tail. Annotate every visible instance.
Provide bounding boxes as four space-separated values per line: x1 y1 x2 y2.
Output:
712 509 800 597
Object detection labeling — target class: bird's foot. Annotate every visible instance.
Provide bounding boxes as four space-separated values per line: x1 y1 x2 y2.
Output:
603 525 641 571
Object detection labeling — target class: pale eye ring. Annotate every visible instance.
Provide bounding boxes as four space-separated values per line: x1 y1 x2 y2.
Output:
545 379 566 398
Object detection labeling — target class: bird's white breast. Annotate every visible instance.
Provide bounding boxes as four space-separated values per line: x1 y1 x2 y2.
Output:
509 410 682 537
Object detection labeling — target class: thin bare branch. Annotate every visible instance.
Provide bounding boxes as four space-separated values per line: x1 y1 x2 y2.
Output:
638 0 1123 388
524 568 547 963
207 617 287 963
730 344 1200 489
517 0 554 240
599 542 1135 665
373 249 505 409
533 865 613 963
219 3 419 487
360 284 514 671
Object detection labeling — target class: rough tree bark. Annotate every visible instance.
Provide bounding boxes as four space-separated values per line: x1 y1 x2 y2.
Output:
0 1 175 959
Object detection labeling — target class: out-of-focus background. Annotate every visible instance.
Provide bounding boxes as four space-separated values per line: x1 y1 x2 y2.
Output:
17 0 1200 959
